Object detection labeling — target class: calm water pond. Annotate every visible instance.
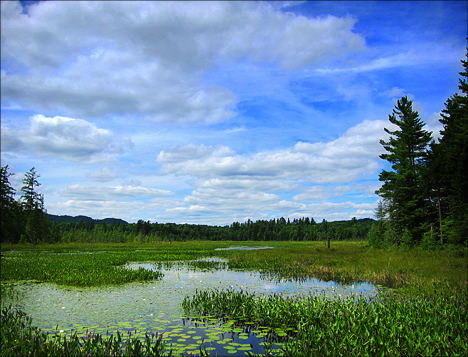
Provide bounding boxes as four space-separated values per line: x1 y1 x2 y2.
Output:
3 258 379 356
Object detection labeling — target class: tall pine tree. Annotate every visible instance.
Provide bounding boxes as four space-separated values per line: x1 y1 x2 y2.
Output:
376 96 432 245
427 47 468 244
20 167 48 244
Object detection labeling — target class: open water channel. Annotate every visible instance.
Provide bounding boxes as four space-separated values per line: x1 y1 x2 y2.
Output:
3 247 379 356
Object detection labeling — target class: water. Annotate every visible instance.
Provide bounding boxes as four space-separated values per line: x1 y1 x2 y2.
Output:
3 258 379 356
214 246 275 251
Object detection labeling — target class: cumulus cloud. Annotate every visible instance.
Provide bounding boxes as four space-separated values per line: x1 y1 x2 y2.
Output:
383 87 405 98
63 184 174 200
157 144 235 163
87 167 119 182
148 119 391 222
293 119 396 159
1 114 133 163
50 200 144 221
292 186 332 202
1 1 365 124
157 120 388 183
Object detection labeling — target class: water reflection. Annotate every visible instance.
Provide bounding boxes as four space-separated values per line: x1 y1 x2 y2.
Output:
125 259 378 298
3 259 379 356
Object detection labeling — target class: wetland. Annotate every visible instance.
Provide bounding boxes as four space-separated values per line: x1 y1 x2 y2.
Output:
1 241 467 356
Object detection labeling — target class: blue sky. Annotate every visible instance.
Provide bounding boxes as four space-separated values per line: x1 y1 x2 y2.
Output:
1 1 466 225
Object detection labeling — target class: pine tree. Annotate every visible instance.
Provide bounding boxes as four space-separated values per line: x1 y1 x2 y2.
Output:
376 96 432 244
20 167 48 244
21 167 44 211
1 165 16 209
1 165 18 242
428 47 468 244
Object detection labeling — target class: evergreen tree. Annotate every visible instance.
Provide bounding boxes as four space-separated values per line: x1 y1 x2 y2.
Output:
376 96 432 244
21 167 44 211
1 165 18 243
427 48 468 244
1 165 16 209
20 167 48 244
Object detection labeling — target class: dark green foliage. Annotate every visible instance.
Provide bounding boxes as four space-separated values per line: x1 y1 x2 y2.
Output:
1 166 26 244
45 216 373 244
0 166 52 244
21 167 43 212
424 48 468 245
376 96 432 244
375 48 468 248
0 165 16 209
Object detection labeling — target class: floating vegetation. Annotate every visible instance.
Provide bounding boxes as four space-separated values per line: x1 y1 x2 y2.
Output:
183 288 468 356
0 305 171 356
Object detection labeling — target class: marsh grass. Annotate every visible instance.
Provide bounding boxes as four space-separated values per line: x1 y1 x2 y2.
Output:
214 241 467 293
183 288 468 356
0 251 164 286
1 241 467 356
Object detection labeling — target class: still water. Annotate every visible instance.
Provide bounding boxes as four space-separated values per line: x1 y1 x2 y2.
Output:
4 257 379 356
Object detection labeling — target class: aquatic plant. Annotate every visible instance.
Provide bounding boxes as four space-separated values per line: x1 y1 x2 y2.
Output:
0 305 172 356
183 288 468 356
1 241 467 355
0 251 167 286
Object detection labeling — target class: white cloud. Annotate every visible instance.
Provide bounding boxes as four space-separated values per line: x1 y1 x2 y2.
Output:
293 119 396 159
158 121 388 183
1 1 366 124
197 178 299 192
383 87 405 98
87 167 119 182
1 115 133 163
157 144 235 163
292 186 332 202
315 45 465 74
50 200 144 221
63 184 174 200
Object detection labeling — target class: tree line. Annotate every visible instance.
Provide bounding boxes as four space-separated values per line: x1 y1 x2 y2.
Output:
48 216 372 244
371 48 467 248
0 171 372 244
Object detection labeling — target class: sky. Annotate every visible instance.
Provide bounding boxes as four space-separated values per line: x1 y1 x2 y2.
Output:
1 1 466 225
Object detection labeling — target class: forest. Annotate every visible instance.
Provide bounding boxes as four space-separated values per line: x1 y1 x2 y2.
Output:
1 49 467 249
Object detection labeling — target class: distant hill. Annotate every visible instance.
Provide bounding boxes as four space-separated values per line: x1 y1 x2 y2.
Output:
47 214 128 225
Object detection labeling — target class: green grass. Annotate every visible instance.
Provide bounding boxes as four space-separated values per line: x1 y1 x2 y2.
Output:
1 240 467 356
214 241 467 293
1 241 466 291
